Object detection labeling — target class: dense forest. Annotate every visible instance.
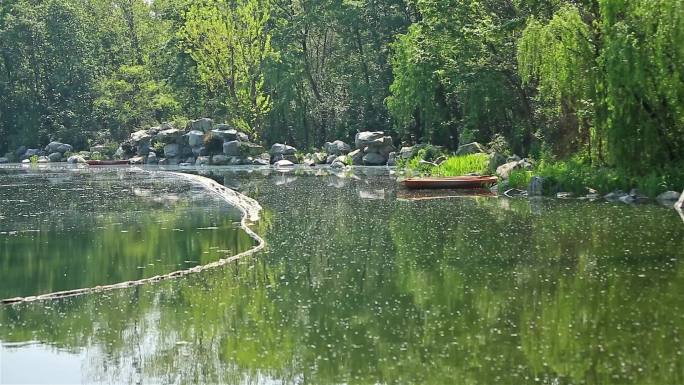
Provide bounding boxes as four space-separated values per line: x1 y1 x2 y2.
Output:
1 0 683 174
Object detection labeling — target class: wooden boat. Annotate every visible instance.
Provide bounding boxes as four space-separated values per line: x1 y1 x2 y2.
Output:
86 159 131 166
402 175 497 190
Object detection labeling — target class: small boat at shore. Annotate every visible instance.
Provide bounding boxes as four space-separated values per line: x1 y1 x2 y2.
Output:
402 175 497 190
86 160 131 166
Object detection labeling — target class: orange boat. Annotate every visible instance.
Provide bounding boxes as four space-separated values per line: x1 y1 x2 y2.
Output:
402 175 497 189
86 160 131 166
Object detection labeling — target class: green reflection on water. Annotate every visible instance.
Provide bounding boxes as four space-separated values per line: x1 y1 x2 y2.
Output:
0 168 254 299
1 168 683 385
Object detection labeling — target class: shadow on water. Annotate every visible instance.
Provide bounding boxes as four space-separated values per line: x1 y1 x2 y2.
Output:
0 165 683 384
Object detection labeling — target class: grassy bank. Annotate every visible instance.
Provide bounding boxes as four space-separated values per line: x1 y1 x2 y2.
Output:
402 151 684 198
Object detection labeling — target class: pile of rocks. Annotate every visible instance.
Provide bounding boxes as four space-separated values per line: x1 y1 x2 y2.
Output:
119 118 269 166
352 131 396 166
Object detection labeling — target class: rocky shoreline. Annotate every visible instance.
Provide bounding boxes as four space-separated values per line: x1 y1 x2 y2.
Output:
0 118 398 168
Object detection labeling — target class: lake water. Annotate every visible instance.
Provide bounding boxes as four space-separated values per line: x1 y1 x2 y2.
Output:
1 165 683 384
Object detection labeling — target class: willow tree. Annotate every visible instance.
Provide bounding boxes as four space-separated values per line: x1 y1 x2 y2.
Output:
519 0 684 172
517 4 598 160
180 0 277 137
599 0 684 173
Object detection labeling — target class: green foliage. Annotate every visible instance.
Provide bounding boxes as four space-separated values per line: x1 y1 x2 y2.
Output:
508 170 533 190
404 153 490 177
434 154 490 177
94 65 180 141
180 0 277 137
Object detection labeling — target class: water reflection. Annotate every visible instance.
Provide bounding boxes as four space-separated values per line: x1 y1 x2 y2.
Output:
1 166 683 384
0 167 254 299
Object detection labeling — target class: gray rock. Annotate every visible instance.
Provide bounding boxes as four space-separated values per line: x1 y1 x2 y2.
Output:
129 156 144 165
527 176 544 196
147 152 158 164
364 136 395 157
158 158 168 165
324 140 351 156
455 142 486 156
488 152 507 172
556 192 574 199
303 158 316 167
272 154 298 164
156 128 183 144
604 190 628 201
192 146 205 157
252 158 270 166
349 149 364 165
67 155 87 164
214 123 232 131
399 146 417 160
223 141 242 156
496 159 533 179
21 159 30 164
274 159 295 168
185 156 196 164
212 155 230 165
196 156 211 166
363 152 387 166
45 141 72 154
37 156 49 163
186 130 205 147
657 191 681 202
164 143 180 158
0 157 8 164
270 143 297 156
507 154 522 162
24 148 41 158
312 152 327 164
355 131 385 149
237 132 249 142
326 154 337 164
676 190 684 211
210 129 239 141
48 152 62 162
239 142 265 157
189 118 213 132
130 130 152 145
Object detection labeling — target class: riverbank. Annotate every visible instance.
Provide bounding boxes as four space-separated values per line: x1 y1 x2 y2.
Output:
398 142 684 205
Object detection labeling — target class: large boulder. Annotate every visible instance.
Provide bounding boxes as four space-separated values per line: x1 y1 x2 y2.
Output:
23 148 41 158
155 128 183 144
188 118 213 132
130 130 152 145
496 159 533 179
67 155 87 164
48 152 62 162
487 152 507 172
657 191 681 202
164 143 180 158
223 141 241 157
274 159 295 168
362 135 395 157
363 152 387 166
45 141 72 154
455 142 486 156
324 140 351 156
270 143 297 156
355 131 385 149
186 130 205 147
210 129 239 141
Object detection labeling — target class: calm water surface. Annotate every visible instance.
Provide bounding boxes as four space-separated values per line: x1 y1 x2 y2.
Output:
0 165 683 385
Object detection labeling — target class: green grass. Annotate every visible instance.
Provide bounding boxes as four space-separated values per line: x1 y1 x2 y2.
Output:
533 158 684 197
405 153 490 177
